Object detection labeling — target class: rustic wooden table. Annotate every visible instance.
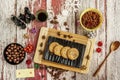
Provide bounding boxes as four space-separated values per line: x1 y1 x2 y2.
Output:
0 0 120 80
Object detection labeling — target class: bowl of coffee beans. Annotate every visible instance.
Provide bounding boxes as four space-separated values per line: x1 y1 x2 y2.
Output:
4 43 26 65
80 8 103 31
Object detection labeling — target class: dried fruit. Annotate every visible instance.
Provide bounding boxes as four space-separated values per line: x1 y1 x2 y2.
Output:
24 44 33 53
11 15 26 29
97 41 103 46
96 47 102 53
26 59 32 65
24 7 31 15
18 13 26 22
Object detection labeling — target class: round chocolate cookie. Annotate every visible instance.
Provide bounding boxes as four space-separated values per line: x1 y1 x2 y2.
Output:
4 43 26 65
67 48 79 60
61 46 70 59
49 42 59 53
54 45 63 56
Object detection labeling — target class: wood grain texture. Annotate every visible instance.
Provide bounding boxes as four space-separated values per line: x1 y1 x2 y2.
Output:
0 0 120 80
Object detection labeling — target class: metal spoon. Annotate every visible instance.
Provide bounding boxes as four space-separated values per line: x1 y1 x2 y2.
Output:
93 41 120 77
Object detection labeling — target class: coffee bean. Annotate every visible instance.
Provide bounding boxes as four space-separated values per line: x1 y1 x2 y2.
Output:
66 28 69 30
64 22 67 26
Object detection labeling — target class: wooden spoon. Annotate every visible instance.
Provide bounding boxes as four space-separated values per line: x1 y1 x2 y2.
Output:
93 41 120 77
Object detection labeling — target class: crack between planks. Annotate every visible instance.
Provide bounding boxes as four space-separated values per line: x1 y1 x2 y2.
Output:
14 0 18 43
104 0 108 80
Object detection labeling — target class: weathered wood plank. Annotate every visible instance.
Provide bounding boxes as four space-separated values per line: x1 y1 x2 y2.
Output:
106 0 120 80
76 0 107 80
0 0 17 80
15 0 29 80
47 0 76 80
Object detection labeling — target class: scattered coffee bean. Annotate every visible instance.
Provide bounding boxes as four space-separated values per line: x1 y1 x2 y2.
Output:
64 22 67 26
53 16 57 19
54 20 59 24
66 28 69 31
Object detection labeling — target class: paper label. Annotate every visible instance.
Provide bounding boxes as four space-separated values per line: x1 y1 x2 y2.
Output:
16 68 34 78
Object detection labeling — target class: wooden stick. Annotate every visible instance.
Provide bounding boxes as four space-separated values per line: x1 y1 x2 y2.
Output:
93 51 111 77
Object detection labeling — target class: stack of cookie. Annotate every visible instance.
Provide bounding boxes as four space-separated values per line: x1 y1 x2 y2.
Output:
49 42 79 60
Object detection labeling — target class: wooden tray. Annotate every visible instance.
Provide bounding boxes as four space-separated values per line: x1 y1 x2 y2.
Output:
34 27 95 73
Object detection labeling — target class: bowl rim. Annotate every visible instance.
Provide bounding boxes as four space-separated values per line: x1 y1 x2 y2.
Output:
3 43 26 65
35 9 48 22
80 8 103 31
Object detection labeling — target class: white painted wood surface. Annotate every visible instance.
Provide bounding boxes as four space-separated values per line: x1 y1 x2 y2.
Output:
0 0 120 80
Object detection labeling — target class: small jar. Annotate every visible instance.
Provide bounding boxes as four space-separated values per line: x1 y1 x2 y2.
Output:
36 9 48 22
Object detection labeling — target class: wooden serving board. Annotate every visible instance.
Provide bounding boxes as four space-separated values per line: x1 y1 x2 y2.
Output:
34 27 95 73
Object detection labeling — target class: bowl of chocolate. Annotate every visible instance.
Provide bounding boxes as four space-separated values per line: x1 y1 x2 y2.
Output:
80 8 103 31
4 43 26 65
